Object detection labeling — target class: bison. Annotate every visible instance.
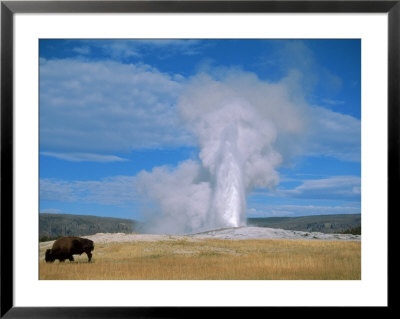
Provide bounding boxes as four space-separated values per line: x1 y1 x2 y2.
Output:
45 236 94 263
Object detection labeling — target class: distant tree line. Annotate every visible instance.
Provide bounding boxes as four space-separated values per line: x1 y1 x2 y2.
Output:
39 213 140 241
247 214 361 234
39 235 64 242
340 225 361 235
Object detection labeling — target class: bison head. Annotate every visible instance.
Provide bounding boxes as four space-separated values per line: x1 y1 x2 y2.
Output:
45 249 55 263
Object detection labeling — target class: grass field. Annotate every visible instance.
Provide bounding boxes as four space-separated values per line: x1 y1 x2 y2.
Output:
39 238 361 280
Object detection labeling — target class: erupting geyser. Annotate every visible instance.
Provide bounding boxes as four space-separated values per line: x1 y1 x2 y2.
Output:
137 71 306 234
209 124 246 228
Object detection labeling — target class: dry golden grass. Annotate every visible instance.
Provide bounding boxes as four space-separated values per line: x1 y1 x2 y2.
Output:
39 239 360 280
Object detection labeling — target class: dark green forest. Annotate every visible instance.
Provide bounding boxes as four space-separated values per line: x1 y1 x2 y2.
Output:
248 214 361 234
39 213 139 241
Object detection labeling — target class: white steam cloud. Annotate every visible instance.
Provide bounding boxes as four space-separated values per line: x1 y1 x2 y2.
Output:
137 71 308 234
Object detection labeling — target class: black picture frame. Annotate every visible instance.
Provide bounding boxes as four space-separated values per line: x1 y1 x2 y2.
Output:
1 0 396 317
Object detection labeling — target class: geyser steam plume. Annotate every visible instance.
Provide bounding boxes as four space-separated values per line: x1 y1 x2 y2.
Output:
137 71 306 234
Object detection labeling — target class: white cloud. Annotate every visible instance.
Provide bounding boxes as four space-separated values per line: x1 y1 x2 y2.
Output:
71 40 205 60
247 204 360 217
72 46 91 55
40 176 137 205
41 151 127 162
306 106 361 161
40 58 193 153
322 98 345 105
274 40 343 94
133 39 205 56
40 179 79 202
257 175 361 201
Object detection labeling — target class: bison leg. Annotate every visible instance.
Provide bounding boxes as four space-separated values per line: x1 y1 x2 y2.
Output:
59 258 65 262
87 252 92 262
69 255 74 262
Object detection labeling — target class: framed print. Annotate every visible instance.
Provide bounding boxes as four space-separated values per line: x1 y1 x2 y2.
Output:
1 0 396 317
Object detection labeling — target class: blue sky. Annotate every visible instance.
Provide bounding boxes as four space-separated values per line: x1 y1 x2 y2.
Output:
39 39 361 220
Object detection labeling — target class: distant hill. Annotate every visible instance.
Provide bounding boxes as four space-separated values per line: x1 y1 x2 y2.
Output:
247 214 361 234
39 213 140 241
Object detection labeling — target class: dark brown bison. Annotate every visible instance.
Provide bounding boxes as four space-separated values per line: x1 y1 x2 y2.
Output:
45 236 94 263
